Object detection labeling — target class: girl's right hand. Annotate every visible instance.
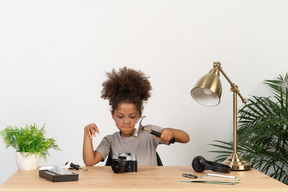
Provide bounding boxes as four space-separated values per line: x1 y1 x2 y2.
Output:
84 123 100 139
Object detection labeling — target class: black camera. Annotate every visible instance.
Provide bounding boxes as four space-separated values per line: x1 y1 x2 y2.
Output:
111 152 137 173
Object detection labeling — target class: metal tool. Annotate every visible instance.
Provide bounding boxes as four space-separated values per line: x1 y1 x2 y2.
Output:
182 173 198 179
133 116 175 144
65 161 88 171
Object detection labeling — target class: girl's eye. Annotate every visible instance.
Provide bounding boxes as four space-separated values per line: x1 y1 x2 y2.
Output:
118 116 123 119
130 116 136 119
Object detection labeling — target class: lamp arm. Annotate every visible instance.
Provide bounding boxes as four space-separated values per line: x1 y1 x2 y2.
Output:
214 62 247 104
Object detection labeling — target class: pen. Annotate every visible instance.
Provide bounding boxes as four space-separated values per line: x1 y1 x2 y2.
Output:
207 173 236 179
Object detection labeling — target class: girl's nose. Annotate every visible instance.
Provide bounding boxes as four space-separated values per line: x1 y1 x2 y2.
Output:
123 118 130 124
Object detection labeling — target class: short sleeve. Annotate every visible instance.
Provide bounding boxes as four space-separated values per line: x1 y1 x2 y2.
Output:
96 137 111 161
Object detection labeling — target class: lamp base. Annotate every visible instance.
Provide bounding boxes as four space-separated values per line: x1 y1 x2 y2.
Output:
223 153 252 171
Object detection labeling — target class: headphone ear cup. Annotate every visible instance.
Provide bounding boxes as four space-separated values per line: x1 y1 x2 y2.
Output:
192 156 207 173
206 160 231 173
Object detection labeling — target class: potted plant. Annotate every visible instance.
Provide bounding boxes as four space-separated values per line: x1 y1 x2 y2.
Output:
0 123 61 170
210 73 288 184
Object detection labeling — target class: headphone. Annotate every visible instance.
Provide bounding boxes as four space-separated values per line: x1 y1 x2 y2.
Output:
192 156 231 173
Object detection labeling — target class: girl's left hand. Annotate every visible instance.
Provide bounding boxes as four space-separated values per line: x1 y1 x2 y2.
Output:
154 128 174 143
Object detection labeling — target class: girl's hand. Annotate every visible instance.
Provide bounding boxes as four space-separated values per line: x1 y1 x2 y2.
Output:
153 128 174 143
84 123 100 139
153 127 190 144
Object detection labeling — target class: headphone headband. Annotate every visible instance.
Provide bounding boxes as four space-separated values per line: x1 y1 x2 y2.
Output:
192 156 231 173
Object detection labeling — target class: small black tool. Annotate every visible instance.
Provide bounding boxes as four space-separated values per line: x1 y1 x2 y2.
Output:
182 173 198 179
65 161 88 171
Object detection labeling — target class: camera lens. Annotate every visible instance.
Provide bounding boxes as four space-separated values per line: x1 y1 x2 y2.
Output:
111 160 125 173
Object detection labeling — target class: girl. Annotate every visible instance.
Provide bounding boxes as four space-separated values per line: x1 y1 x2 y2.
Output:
83 67 190 166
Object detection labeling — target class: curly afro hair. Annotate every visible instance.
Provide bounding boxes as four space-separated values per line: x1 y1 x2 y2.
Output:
101 67 152 113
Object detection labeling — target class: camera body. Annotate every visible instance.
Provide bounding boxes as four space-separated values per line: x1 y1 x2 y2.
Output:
111 152 137 173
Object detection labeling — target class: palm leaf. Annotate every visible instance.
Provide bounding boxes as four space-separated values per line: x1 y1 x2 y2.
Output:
209 73 288 184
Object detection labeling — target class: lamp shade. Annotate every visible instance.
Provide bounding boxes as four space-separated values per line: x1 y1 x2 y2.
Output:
190 67 222 107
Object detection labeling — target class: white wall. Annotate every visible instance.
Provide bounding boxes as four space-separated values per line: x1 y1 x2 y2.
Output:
0 0 287 185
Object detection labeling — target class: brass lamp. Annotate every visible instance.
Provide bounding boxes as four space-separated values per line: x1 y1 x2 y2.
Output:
190 62 251 171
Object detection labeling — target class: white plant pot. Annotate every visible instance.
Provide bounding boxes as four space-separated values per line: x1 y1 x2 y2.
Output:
16 152 40 170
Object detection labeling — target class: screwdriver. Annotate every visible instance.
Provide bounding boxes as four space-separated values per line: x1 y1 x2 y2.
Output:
65 161 88 171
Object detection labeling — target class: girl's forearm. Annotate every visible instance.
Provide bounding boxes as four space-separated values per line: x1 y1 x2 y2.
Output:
166 128 190 143
83 135 100 166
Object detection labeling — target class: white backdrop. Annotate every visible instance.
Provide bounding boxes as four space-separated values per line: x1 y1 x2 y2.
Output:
0 0 287 185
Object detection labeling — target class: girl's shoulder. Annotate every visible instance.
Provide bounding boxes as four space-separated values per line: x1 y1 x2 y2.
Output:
104 131 121 140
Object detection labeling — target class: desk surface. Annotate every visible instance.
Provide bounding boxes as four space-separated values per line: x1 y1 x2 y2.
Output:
1 166 287 192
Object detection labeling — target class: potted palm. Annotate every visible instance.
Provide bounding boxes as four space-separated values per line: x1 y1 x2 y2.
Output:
210 73 288 184
0 123 61 170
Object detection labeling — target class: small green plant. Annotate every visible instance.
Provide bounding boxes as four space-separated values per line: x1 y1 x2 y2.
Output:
0 123 61 161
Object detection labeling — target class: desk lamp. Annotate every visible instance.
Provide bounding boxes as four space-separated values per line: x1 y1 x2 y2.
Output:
190 62 251 171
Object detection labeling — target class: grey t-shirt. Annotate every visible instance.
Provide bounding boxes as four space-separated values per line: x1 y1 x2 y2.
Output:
96 124 167 166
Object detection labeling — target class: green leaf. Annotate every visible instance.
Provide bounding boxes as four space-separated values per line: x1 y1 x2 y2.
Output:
0 123 61 161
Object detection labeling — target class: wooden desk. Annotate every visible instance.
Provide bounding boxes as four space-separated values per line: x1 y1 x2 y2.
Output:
0 166 287 192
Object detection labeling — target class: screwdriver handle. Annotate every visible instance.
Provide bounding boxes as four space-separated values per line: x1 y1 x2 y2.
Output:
65 162 88 171
70 162 80 170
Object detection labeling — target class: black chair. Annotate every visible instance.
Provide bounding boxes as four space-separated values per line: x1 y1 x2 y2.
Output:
105 152 163 166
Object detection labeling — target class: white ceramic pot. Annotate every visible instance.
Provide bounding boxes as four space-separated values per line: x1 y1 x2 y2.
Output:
16 152 40 170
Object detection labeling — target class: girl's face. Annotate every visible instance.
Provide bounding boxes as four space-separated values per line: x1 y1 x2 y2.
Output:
112 102 141 137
